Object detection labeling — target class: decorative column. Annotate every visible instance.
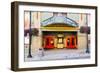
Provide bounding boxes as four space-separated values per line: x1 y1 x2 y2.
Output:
80 14 90 53
31 12 42 56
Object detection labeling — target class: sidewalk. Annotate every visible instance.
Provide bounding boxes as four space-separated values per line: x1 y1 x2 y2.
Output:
24 49 90 61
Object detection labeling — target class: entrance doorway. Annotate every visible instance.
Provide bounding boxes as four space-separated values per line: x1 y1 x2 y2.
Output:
66 35 77 49
43 31 77 50
57 34 64 48
43 36 55 49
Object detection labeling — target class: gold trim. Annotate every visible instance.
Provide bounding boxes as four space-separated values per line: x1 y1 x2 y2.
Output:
41 27 79 31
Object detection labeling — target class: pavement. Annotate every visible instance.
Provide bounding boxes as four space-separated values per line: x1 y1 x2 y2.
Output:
24 48 90 62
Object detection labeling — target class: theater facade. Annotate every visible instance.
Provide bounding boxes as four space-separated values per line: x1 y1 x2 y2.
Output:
24 12 90 61
41 13 79 50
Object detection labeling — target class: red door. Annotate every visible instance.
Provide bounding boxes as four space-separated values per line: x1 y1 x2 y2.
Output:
44 36 54 49
66 36 77 49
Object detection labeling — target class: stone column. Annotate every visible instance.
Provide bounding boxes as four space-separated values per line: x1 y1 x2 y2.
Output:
31 12 42 56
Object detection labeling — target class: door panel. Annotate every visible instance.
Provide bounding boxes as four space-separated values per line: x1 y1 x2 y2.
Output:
57 44 64 48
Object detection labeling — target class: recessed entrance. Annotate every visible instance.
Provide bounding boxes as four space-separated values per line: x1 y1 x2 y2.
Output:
43 31 77 50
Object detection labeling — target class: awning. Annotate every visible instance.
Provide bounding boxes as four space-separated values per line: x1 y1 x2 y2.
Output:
41 16 78 27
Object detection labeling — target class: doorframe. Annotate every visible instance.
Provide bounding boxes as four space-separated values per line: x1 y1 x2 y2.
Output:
56 35 64 49
66 32 78 49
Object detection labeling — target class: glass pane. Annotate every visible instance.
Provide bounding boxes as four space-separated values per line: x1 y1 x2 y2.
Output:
58 38 63 43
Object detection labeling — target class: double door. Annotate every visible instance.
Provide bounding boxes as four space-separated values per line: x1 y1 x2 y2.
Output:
43 36 54 49
66 35 77 49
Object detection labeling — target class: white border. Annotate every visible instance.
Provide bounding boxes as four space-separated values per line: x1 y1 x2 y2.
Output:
18 5 96 68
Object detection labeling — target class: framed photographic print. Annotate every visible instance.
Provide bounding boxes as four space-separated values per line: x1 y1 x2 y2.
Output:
11 1 97 71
